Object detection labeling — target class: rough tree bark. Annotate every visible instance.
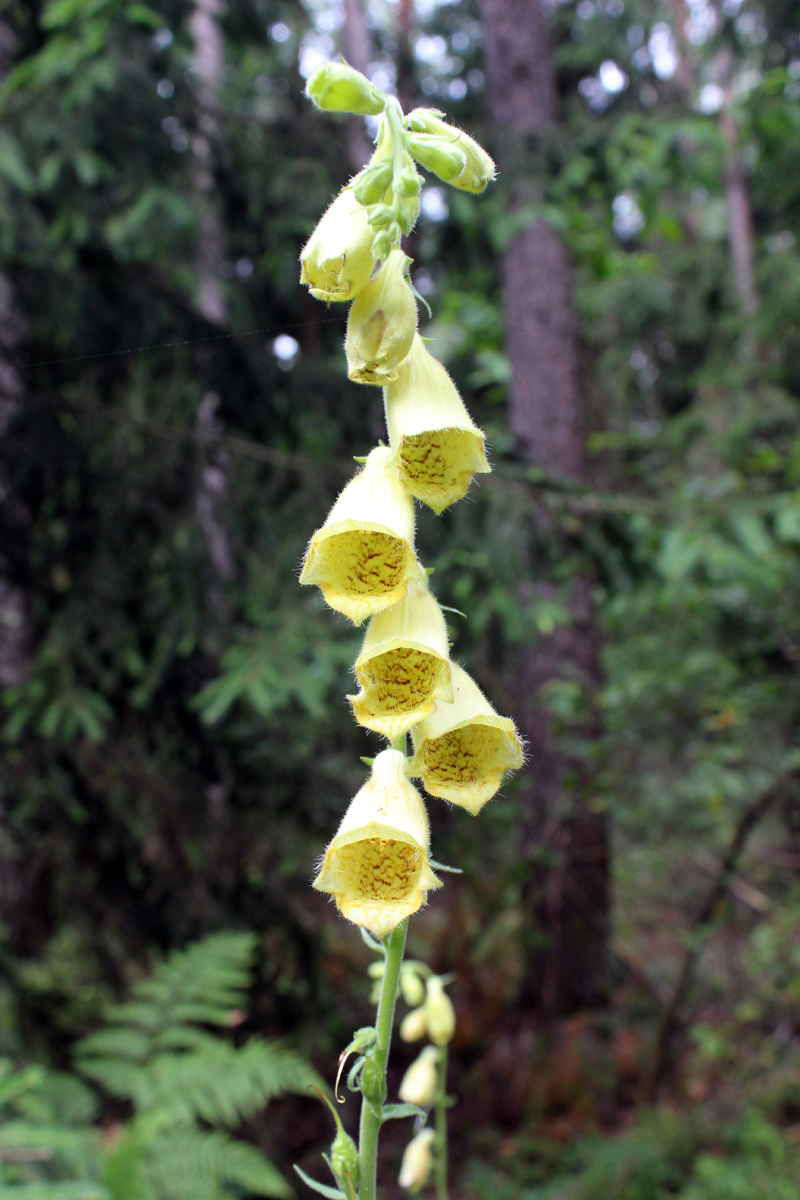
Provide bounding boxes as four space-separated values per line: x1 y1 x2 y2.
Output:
189 0 234 594
478 0 609 1016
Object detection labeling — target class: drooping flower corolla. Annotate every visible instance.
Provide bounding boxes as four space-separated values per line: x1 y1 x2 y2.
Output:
407 662 523 814
313 749 441 939
384 334 490 513
398 1045 439 1108
300 184 377 302
348 580 453 740
346 249 418 385
398 1128 436 1192
300 446 425 625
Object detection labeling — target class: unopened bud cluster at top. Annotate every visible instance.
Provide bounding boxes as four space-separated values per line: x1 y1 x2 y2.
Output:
298 62 522 945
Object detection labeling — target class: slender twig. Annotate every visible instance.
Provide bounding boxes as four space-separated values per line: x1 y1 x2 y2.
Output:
643 769 797 1102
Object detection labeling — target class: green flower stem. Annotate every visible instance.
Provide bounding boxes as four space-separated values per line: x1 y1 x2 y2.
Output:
434 1044 448 1200
384 98 408 250
358 919 408 1200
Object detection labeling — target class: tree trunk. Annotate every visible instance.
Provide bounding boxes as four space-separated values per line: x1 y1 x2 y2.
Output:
478 0 609 1016
189 0 234 599
342 0 373 172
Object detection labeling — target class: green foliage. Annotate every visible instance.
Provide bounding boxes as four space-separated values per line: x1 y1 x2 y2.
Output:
0 1059 107 1197
75 933 319 1199
465 1110 800 1200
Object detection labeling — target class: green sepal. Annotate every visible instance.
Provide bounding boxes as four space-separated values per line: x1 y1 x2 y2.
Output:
294 1165 347 1199
381 1102 428 1122
347 1055 366 1092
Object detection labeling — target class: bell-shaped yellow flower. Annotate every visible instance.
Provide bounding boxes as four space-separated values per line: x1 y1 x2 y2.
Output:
385 335 490 513
313 749 442 940
407 663 523 814
346 249 418 385
398 1128 435 1193
300 446 425 625
348 581 453 740
300 184 376 302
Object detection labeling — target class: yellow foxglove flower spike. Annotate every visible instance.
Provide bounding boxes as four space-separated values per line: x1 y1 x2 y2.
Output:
346 249 418 385
405 108 496 195
398 1128 436 1192
398 1045 439 1108
300 446 425 625
385 334 491 513
407 662 523 814
313 749 442 940
300 184 376 302
348 580 453 741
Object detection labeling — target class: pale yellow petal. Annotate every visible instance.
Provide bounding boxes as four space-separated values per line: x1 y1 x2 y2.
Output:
300 447 425 624
407 663 523 814
313 750 442 940
348 580 453 739
384 335 490 513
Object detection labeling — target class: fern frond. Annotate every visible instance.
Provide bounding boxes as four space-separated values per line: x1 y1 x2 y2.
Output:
146 1129 291 1200
74 1029 152 1066
0 1120 98 1154
76 934 258 1081
120 1040 320 1127
0 1066 44 1110
75 1060 144 1103
0 1186 110 1199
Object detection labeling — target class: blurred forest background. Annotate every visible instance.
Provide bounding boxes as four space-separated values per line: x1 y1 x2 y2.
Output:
1 0 800 1195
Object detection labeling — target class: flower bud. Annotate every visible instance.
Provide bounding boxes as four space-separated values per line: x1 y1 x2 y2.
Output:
313 750 442 940
398 1045 439 1108
300 185 376 302
349 580 453 740
345 249 418 385
331 1121 360 1198
353 160 393 206
405 133 466 184
396 166 422 198
399 1128 435 1192
360 1052 388 1117
405 108 496 194
372 230 393 260
306 62 386 116
408 663 523 814
299 446 425 625
400 1006 428 1043
424 976 455 1046
400 964 426 1008
385 334 491 513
